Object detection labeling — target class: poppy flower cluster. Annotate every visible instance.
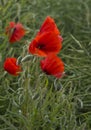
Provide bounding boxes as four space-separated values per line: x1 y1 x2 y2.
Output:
29 16 64 78
4 16 64 78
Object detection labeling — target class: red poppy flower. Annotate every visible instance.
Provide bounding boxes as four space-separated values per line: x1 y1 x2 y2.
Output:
6 22 25 43
29 16 63 57
3 57 22 76
40 54 64 78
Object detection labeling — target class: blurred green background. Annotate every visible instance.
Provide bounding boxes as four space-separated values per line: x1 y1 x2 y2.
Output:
0 0 91 129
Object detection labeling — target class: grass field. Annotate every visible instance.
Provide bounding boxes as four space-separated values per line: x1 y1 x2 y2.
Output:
0 0 91 129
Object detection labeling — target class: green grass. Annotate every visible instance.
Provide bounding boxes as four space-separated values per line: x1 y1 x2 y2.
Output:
0 0 91 129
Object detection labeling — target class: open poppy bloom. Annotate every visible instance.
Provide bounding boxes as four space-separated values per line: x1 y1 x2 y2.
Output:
40 54 64 78
6 22 25 43
3 57 22 76
29 16 63 57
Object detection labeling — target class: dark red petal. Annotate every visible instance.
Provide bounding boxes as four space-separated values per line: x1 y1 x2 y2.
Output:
29 32 62 56
4 58 21 76
37 32 62 53
39 16 60 35
9 23 25 43
29 39 47 56
40 54 64 78
10 22 15 28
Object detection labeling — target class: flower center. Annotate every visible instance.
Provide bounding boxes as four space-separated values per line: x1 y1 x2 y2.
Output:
37 44 45 49
43 69 50 75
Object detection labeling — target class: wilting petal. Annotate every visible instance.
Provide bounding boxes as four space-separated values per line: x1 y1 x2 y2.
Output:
29 32 62 57
5 22 25 43
3 58 21 76
39 16 60 35
40 54 64 78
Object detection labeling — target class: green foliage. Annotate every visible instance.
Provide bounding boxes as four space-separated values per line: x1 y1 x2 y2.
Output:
0 0 91 129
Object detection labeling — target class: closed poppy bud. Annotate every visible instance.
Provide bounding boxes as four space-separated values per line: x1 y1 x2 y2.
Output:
29 16 63 57
5 22 25 43
40 54 64 78
3 57 22 76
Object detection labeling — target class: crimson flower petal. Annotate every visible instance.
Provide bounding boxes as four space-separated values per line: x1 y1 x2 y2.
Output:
3 58 21 76
6 22 25 43
38 16 60 35
29 32 62 57
40 54 64 78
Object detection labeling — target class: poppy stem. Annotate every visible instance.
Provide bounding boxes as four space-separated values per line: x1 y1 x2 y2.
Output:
21 55 33 63
16 55 33 65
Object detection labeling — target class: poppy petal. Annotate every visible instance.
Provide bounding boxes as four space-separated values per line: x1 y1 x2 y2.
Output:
40 54 64 78
29 32 62 56
39 16 60 35
3 58 21 76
